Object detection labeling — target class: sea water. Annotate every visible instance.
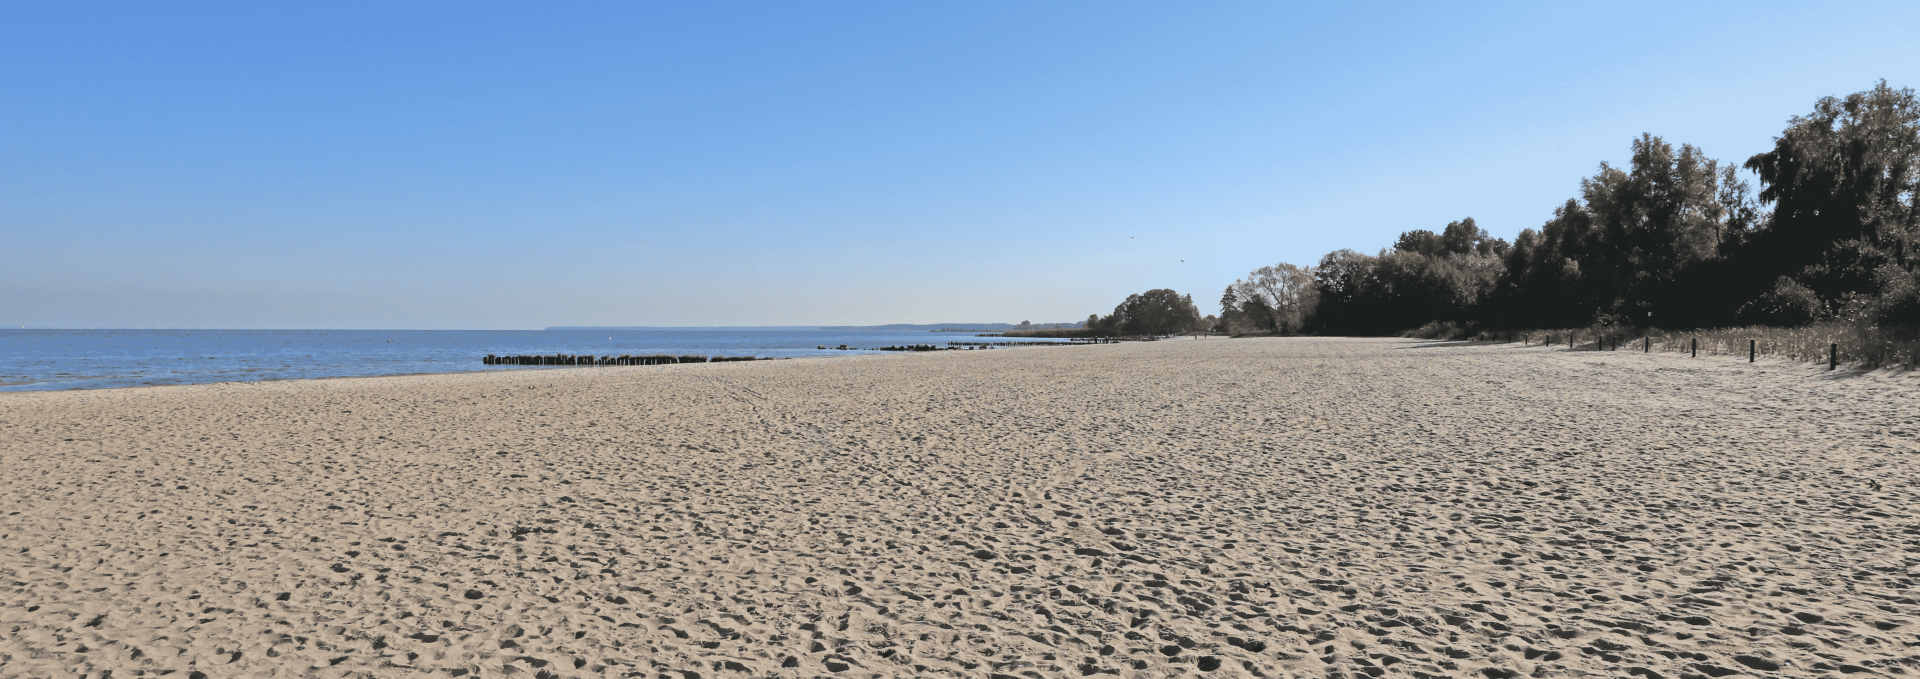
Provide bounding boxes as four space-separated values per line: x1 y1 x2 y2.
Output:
0 328 1065 392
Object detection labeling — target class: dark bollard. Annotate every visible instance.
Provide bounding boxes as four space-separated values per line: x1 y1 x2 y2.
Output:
1644 337 1649 353
1691 338 1697 358
1750 339 1755 363
1830 343 1837 371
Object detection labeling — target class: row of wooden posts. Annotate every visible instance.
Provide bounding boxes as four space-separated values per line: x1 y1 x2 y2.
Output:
482 354 771 366
1522 334 1840 370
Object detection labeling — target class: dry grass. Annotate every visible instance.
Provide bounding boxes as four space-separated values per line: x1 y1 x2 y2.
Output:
1648 324 1920 369
1461 323 1920 369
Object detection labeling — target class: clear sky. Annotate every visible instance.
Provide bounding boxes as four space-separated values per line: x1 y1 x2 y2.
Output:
5 1 1918 329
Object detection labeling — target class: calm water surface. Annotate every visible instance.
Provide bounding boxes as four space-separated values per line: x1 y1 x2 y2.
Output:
0 329 1064 392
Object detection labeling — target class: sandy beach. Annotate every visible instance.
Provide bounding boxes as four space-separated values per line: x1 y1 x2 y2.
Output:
2 337 1916 679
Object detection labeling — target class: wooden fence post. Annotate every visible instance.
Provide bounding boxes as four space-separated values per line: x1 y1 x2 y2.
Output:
1750 339 1755 363
1691 338 1697 358
1830 343 1837 371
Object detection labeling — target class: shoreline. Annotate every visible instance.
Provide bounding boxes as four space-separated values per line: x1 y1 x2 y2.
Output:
5 334 1911 400
3 333 1911 397
0 328 1085 395
3 337 1913 678
0 346 999 396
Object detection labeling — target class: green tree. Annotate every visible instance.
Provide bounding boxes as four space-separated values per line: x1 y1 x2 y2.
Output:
1744 80 1920 322
1106 289 1202 336
1229 262 1317 333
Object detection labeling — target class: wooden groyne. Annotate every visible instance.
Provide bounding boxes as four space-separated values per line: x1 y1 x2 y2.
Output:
483 354 774 366
973 334 1140 344
946 341 1080 347
484 341 1088 366
817 344 995 351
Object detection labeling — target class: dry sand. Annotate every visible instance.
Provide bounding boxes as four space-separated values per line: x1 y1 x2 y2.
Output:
2 337 1917 679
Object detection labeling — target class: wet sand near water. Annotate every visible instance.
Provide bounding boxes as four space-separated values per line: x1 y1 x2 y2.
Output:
2 337 1916 678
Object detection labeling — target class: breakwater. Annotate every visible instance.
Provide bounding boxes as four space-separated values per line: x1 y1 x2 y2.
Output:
487 340 1088 365
945 341 1085 347
820 341 1080 351
483 354 772 366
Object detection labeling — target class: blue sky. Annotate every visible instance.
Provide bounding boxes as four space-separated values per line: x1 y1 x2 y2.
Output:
4 1 1918 328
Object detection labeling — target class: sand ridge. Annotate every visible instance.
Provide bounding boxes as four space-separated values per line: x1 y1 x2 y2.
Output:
1 338 1916 678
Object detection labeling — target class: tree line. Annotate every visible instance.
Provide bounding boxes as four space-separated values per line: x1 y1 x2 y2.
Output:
1212 80 1919 335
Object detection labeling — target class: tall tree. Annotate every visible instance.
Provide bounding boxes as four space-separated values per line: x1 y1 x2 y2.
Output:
1230 263 1317 333
1743 80 1920 321
1106 289 1203 336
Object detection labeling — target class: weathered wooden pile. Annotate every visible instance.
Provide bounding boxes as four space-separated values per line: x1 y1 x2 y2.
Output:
483 354 771 366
